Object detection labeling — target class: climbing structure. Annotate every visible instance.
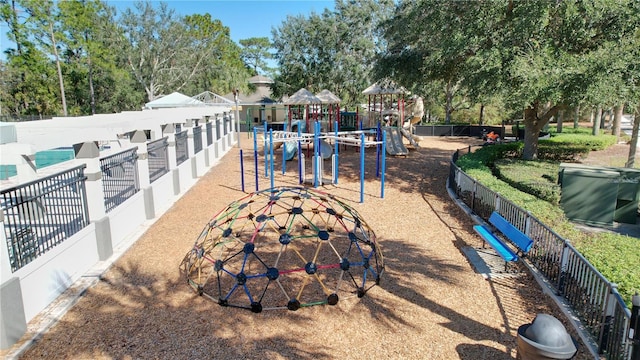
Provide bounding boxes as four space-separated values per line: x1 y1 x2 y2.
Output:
181 186 384 312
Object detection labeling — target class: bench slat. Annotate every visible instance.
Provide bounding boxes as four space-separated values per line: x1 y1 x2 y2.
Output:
473 224 518 262
488 212 533 253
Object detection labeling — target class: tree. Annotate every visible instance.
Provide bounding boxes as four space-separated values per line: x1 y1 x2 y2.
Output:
239 37 272 76
21 0 69 116
120 2 247 101
271 0 393 106
377 0 640 160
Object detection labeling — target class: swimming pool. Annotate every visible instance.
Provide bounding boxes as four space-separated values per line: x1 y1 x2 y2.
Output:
0 147 76 180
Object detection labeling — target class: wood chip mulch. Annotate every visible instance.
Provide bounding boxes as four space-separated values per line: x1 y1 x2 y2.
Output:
7 136 594 359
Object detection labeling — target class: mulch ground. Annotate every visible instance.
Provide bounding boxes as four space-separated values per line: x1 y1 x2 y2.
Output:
7 136 593 359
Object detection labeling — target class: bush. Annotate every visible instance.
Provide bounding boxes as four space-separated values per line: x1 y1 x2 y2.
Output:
494 159 561 204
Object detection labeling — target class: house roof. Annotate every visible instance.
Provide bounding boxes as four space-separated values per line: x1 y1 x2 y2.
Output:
144 92 205 109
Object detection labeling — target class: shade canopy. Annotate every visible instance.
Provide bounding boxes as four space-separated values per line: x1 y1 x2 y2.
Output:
362 80 407 95
144 92 205 109
315 89 341 104
283 88 322 105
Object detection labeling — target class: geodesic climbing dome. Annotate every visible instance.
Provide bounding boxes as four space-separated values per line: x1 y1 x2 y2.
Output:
180 186 384 312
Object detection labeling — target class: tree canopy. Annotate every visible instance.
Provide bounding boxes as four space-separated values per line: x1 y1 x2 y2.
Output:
376 0 640 159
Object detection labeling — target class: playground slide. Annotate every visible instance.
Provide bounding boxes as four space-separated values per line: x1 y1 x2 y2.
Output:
399 127 420 148
283 139 332 161
320 139 333 159
283 140 297 161
384 127 409 156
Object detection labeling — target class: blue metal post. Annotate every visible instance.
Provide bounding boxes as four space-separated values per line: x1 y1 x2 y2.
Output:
269 129 274 189
334 120 339 184
298 126 303 184
240 149 245 192
360 132 365 203
263 122 268 178
381 130 386 199
253 127 259 191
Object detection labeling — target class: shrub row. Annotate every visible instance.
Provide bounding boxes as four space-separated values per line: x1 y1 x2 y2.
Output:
456 136 638 308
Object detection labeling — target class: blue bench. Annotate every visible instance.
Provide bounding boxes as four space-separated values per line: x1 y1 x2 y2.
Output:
473 212 534 270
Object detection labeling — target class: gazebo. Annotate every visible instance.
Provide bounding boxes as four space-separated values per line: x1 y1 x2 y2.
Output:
362 80 407 127
283 88 322 132
315 89 341 131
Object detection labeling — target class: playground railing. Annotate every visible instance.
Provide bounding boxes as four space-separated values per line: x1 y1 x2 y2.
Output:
193 125 203 154
449 146 634 360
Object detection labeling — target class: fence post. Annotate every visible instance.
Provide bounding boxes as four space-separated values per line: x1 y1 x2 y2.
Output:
185 119 198 179
631 293 639 360
557 244 570 296
161 124 179 195
598 284 619 354
73 141 112 260
495 193 501 213
130 130 154 220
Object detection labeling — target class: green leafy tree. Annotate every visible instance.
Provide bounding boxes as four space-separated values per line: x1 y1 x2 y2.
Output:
378 0 640 160
239 37 273 76
20 0 69 116
272 0 393 106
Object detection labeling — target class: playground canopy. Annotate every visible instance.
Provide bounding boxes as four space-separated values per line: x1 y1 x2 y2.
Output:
315 89 341 104
283 88 322 105
362 80 407 95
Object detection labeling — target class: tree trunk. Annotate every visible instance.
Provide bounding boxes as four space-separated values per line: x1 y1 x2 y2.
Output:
593 106 602 135
613 104 622 139
556 110 564 133
626 108 639 168
573 106 580 128
48 21 68 116
85 32 96 115
445 80 453 124
522 102 558 160
479 103 485 126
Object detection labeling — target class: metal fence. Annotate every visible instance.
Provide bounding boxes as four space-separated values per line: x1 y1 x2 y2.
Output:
193 126 203 154
100 148 140 213
175 130 189 165
449 147 634 359
148 137 169 183
1 165 89 272
206 122 213 146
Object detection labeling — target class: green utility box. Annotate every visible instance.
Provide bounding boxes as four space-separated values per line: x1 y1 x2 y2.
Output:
613 168 640 224
559 164 640 226
559 164 619 226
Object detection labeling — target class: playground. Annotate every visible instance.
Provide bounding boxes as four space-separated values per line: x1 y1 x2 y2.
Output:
8 136 592 359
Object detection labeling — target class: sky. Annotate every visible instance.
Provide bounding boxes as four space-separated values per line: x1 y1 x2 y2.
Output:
0 0 335 61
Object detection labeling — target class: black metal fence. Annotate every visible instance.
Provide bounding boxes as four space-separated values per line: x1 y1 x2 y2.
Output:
100 148 140 213
148 137 169 183
175 130 189 165
193 126 203 154
449 147 633 360
206 122 213 146
1 165 89 272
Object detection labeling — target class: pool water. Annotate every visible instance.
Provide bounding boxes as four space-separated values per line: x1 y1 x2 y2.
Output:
0 148 75 180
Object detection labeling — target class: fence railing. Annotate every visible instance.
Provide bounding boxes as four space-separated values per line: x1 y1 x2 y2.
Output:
100 148 140 213
193 126 203 154
206 122 213 146
1 165 90 272
449 147 633 360
175 130 189 165
148 137 169 183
